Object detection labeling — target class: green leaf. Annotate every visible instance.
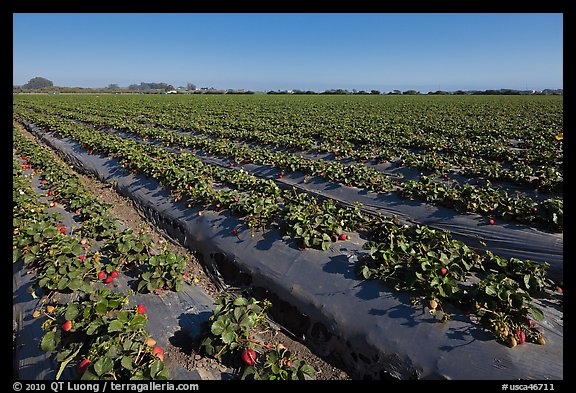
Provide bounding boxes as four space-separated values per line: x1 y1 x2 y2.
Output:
484 285 498 297
299 364 316 380
233 307 243 322
94 356 114 376
108 319 124 333
80 365 99 380
233 297 248 306
221 328 235 344
154 368 170 380
56 345 82 380
528 305 545 321
239 313 256 331
68 278 84 291
40 330 61 352
86 320 103 335
65 303 80 321
130 314 148 329
150 359 164 378
95 300 109 315
72 244 84 256
42 226 58 238
121 356 134 370
523 274 531 290
57 277 70 290
23 253 35 264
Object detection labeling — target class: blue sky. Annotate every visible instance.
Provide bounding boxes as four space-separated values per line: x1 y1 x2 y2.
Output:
13 13 563 92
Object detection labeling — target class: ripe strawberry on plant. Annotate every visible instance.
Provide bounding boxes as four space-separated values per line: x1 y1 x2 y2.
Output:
110 271 119 278
241 349 257 366
153 346 164 361
340 233 347 241
440 267 448 276
137 304 147 314
78 359 91 376
515 329 526 344
62 320 72 332
104 276 113 284
98 271 106 279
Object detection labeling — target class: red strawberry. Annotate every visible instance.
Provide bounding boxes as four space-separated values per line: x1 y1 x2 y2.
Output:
62 320 72 332
557 286 563 294
104 276 113 284
440 267 448 276
59 227 67 234
241 349 257 366
41 179 46 185
98 271 106 279
340 233 347 241
137 304 147 314
489 219 495 225
153 346 164 361
78 255 86 262
78 359 91 375
232 229 238 236
515 329 526 344
110 271 119 278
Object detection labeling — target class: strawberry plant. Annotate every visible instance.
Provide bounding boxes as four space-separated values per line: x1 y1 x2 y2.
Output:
199 294 271 362
240 343 316 380
137 250 187 293
199 293 316 380
38 289 169 380
102 229 153 272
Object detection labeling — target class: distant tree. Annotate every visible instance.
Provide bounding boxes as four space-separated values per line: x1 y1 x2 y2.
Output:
370 90 381 95
23 77 53 89
402 90 419 95
187 83 197 90
107 84 119 89
388 90 402 95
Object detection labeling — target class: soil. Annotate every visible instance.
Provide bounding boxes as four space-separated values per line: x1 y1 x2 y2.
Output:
15 124 350 380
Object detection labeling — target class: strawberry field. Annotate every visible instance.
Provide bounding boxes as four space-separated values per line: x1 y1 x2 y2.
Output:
13 94 563 380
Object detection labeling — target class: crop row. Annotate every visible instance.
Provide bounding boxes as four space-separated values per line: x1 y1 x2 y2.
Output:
13 117 562 349
13 124 174 379
13 94 563 193
13 123 316 380
13 105 563 232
